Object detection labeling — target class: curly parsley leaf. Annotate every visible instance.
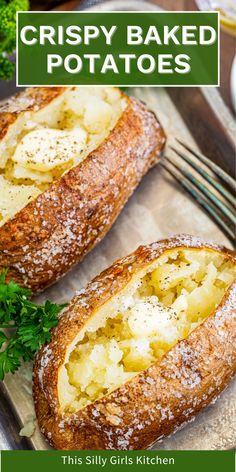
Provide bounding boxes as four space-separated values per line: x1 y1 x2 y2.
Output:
0 270 67 381
0 0 29 81
0 331 7 348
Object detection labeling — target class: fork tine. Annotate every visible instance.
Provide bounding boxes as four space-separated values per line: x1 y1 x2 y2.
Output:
161 161 235 241
176 138 236 191
165 155 236 227
170 145 235 206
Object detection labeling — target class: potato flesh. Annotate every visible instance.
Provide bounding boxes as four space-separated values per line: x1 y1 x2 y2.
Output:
0 87 126 225
65 249 235 412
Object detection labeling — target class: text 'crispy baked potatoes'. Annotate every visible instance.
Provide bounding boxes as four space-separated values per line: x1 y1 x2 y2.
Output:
0 87 166 292
33 235 236 450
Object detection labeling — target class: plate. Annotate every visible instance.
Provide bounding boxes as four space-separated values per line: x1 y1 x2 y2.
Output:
0 0 235 451
1 85 235 450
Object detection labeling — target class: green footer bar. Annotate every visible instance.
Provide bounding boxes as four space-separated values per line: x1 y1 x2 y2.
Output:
0 450 235 472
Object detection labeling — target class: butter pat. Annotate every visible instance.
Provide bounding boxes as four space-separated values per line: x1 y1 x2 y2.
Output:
12 127 87 172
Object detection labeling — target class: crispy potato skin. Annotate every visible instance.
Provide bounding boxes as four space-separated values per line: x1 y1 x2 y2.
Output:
0 87 66 139
0 88 165 293
33 235 236 450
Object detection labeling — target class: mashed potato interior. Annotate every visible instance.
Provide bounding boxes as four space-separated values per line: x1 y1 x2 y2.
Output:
62 248 235 412
0 87 126 225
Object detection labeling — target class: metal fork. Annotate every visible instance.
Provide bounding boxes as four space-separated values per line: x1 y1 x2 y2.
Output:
161 138 236 242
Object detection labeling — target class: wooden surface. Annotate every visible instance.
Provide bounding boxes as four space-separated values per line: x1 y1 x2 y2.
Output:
30 0 79 9
151 0 236 113
47 0 236 114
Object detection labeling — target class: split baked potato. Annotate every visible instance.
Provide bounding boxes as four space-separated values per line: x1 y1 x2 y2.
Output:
33 234 236 450
0 86 165 292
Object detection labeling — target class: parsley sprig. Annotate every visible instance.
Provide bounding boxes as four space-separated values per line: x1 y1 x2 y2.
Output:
0 270 67 381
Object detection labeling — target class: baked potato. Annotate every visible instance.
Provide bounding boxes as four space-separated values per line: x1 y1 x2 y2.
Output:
33 234 236 450
0 86 165 293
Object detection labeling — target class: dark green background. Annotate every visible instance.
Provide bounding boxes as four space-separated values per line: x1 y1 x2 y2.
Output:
17 12 218 86
1 450 235 472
